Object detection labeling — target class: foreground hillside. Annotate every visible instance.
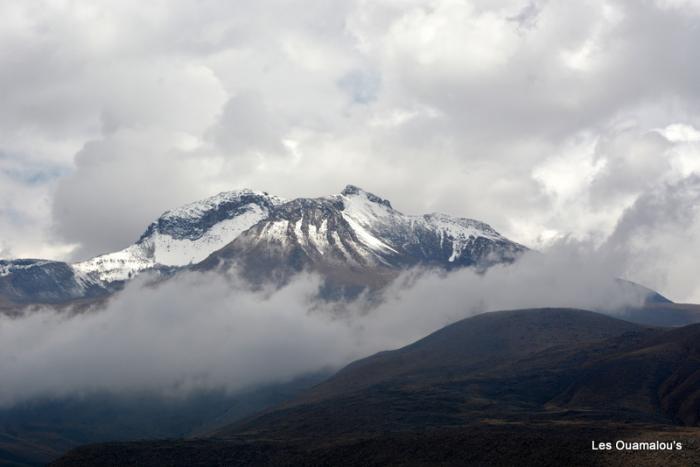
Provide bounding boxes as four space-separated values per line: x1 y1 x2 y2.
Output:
50 424 700 467
53 308 700 466
225 309 700 435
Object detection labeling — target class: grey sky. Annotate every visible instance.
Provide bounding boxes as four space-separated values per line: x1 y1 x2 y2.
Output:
1 0 700 300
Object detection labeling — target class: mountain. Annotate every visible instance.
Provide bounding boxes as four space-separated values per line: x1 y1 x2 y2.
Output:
196 185 526 293
0 186 526 305
218 309 700 452
52 309 700 466
73 189 285 283
0 189 283 305
0 259 107 305
225 308 676 437
283 308 647 404
619 302 700 326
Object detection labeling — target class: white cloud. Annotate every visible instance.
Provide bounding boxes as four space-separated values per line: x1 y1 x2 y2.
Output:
0 241 653 407
603 174 700 302
385 1 520 74
0 0 698 301
656 123 700 143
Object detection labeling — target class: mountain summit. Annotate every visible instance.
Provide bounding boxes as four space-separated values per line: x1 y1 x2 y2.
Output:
1 186 525 305
73 189 285 282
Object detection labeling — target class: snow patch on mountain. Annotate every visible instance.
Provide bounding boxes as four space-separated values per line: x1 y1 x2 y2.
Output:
152 207 268 265
342 214 397 255
421 213 502 262
73 245 154 283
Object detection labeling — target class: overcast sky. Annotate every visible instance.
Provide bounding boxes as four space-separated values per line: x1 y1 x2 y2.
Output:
1 0 700 300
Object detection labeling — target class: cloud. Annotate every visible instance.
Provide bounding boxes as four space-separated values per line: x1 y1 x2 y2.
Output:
602 174 700 302
51 128 221 260
0 272 365 407
337 69 381 104
0 0 699 303
0 153 74 259
206 91 287 155
0 239 653 407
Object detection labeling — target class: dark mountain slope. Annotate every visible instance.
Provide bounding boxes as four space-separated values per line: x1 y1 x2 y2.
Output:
299 308 646 401
224 309 673 438
618 302 700 327
51 424 700 467
222 310 700 440
0 373 329 467
551 323 700 425
53 308 700 466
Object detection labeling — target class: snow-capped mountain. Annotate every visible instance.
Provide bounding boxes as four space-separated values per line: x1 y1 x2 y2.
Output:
74 189 284 282
196 185 526 292
0 185 526 305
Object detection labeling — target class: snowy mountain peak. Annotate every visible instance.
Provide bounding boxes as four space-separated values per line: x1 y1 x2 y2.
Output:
159 189 285 222
75 189 283 282
73 186 524 282
422 212 501 240
340 185 392 208
143 189 285 242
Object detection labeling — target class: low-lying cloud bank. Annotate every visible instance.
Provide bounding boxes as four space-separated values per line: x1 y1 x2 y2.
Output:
0 238 653 408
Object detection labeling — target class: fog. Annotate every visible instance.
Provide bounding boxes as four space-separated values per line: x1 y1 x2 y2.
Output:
0 239 651 408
